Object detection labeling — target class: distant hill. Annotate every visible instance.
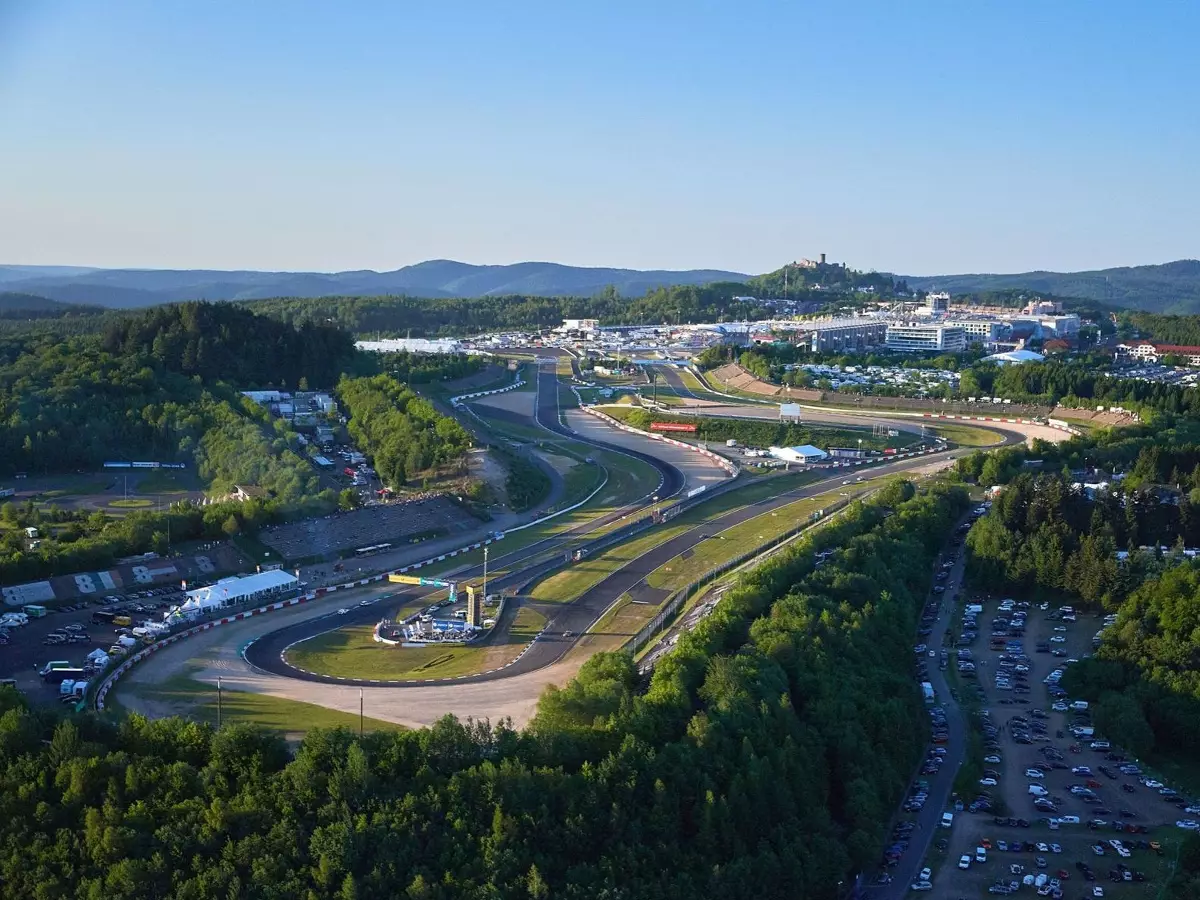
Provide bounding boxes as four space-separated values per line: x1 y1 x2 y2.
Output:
0 292 103 319
905 260 1200 313
0 261 749 308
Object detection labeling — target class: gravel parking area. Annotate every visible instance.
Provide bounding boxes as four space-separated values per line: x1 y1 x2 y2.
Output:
929 589 1188 899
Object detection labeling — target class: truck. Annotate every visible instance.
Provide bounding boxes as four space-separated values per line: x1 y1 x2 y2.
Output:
921 681 935 704
42 667 86 684
38 661 71 677
22 604 48 618
59 679 89 699
91 609 116 625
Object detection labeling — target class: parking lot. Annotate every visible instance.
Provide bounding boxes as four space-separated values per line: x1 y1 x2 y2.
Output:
0 586 185 703
927 587 1189 898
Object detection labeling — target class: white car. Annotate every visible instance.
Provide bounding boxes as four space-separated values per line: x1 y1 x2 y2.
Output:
1053 626 1067 632
1028 785 1049 797
1052 701 1069 711
909 882 933 892
1176 820 1200 830
980 777 998 786
1050 636 1066 643
1092 888 1104 898
919 868 932 883
958 855 971 870
1143 779 1164 789
337 608 350 615
359 599 372 606
1026 769 1045 779
985 755 1002 764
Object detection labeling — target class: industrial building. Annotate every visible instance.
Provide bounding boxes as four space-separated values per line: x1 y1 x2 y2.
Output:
884 323 967 353
798 318 889 352
926 292 951 314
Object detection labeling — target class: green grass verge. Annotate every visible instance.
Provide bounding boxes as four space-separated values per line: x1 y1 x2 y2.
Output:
124 671 405 734
926 422 1004 447
284 601 546 681
108 498 155 509
135 470 192 493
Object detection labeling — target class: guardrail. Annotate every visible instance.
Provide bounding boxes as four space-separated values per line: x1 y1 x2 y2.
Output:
449 374 525 406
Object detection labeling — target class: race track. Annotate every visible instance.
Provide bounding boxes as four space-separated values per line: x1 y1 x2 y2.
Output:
119 361 1026 728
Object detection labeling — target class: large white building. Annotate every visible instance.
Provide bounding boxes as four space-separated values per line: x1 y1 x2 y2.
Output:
951 319 1008 343
885 323 967 353
798 317 889 352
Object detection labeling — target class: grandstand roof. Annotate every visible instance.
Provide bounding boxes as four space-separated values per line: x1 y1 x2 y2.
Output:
984 349 1045 365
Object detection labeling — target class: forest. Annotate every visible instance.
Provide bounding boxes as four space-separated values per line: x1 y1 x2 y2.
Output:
0 480 974 899
241 284 785 337
1064 564 1200 795
337 375 472 487
101 301 357 389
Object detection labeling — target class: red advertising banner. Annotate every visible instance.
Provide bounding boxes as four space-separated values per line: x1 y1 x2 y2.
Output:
650 422 697 433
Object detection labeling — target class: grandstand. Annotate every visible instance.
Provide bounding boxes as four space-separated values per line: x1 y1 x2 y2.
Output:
259 496 476 561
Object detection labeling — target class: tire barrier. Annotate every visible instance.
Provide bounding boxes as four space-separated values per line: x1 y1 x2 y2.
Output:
449 375 525 406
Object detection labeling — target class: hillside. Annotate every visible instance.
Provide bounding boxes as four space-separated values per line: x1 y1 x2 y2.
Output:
905 260 1200 313
0 260 749 308
0 291 103 319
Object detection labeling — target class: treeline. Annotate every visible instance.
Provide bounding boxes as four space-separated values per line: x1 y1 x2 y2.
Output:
1064 564 1200 778
102 301 357 389
379 350 485 385
0 492 333 585
614 406 897 451
492 446 552 512
0 481 970 899
338 375 472 486
241 284 781 337
963 469 1200 609
1119 311 1200 346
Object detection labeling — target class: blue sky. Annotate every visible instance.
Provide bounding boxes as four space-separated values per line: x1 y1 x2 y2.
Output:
1 1 1197 276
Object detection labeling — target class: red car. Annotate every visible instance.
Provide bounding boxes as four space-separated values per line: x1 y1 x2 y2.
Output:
1057 869 1071 880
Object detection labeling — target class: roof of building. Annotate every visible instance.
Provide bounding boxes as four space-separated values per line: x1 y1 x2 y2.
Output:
233 484 269 498
183 570 297 607
769 444 829 462
984 349 1045 365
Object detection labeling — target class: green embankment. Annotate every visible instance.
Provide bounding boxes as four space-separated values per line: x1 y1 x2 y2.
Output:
123 671 405 734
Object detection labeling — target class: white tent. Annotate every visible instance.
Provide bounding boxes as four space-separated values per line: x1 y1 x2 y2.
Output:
182 569 298 612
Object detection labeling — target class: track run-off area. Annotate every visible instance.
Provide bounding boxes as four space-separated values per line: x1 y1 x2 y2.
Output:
115 359 1045 730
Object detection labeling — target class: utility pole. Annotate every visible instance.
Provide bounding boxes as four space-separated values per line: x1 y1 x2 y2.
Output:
216 677 222 729
359 688 364 738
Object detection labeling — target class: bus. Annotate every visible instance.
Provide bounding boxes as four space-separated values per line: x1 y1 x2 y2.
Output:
354 543 393 558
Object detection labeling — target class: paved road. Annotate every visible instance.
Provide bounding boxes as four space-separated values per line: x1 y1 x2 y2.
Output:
867 527 972 899
535 362 686 500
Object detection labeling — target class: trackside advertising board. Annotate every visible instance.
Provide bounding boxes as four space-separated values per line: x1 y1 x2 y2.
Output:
650 422 697 433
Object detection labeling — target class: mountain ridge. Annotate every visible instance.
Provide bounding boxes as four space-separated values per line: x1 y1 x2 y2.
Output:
903 259 1200 312
0 260 750 308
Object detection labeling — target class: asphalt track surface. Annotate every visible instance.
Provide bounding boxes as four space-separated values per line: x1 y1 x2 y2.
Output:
245 428 1023 688
534 362 686 500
